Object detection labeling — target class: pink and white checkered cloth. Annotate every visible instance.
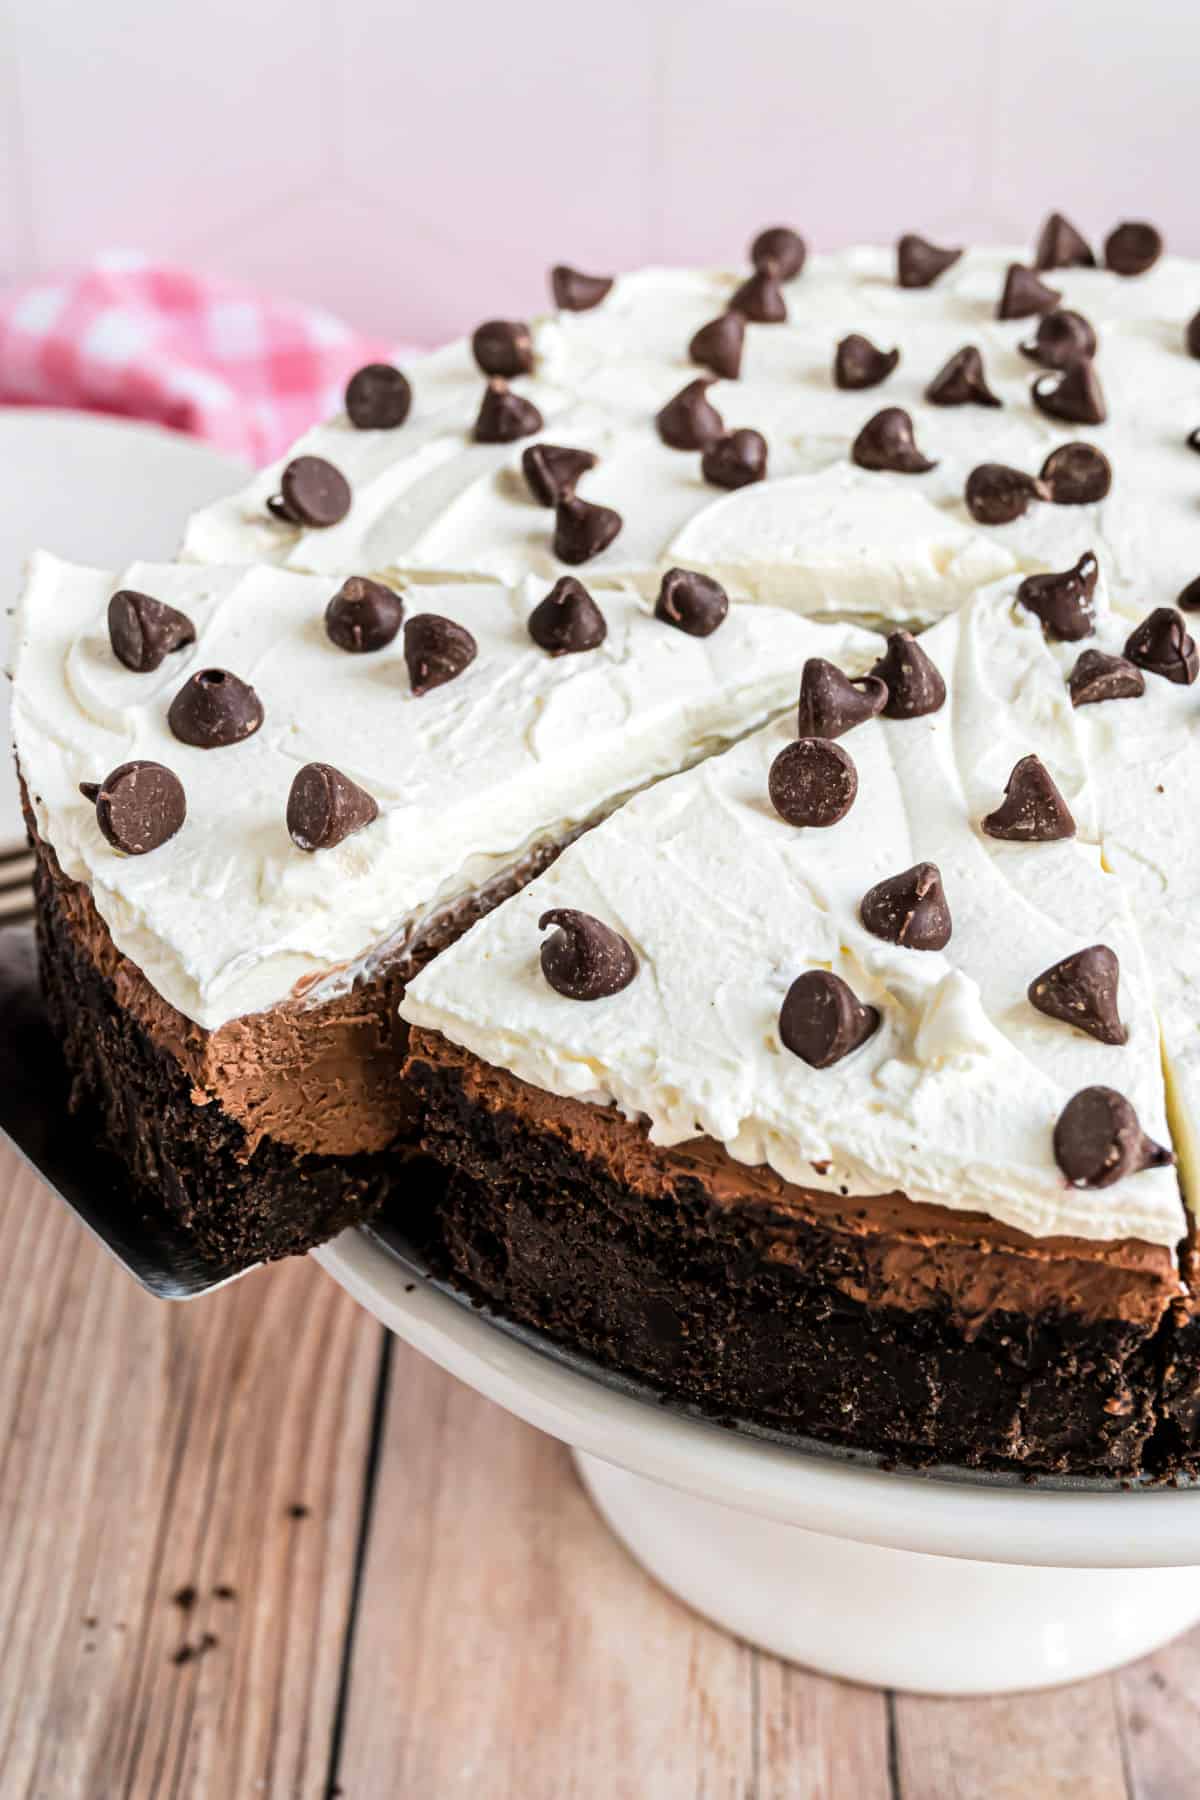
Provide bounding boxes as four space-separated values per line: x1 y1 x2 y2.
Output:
0 251 395 466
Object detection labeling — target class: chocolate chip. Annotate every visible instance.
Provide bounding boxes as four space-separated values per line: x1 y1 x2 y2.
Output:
86 761 186 855
768 738 858 827
964 463 1048 525
1034 212 1096 271
403 614 478 694
689 313 744 381
701 428 768 490
779 970 879 1069
471 320 533 378
521 443 597 508
324 577 404 653
551 266 613 311
897 234 962 289
528 576 607 655
1017 553 1099 641
539 908 636 1000
287 762 378 852
474 378 544 444
860 863 951 951
925 345 1001 408
1104 221 1163 277
1188 428 1200 454
655 568 728 637
834 334 899 391
1039 442 1112 505
554 494 623 565
1032 359 1106 426
1179 576 1200 612
656 378 725 451
796 658 888 739
750 225 806 280
1029 945 1127 1045
107 589 195 673
869 630 946 718
729 267 787 323
168 669 263 748
981 754 1075 841
344 363 412 430
1188 311 1200 360
1053 1087 1172 1188
1068 649 1145 707
1020 309 1098 370
1124 607 1200 685
851 408 936 474
279 456 351 528
997 264 1062 320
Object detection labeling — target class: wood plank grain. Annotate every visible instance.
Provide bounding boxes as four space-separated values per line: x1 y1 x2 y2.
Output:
755 1659 891 1800
892 1679 1129 1800
0 1150 382 1800
336 1343 759 1800
1115 1622 1200 1800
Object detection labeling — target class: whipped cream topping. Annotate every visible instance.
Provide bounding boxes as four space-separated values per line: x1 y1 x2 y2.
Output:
11 553 865 1030
184 249 1200 623
402 582 1186 1247
1033 603 1200 1220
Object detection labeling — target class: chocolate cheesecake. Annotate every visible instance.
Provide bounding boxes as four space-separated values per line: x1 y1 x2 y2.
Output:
400 579 1199 1475
13 214 1200 1474
11 552 866 1267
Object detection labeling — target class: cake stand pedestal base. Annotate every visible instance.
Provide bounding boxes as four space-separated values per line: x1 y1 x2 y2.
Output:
575 1451 1200 1694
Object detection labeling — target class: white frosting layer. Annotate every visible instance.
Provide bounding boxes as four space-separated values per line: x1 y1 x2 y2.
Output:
11 553 867 1030
183 249 1200 623
402 582 1186 1247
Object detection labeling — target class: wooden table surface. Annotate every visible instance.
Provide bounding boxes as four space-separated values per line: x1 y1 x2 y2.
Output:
3 1140 1199 1800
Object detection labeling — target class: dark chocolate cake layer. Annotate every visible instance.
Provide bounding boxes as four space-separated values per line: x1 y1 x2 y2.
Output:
406 1030 1184 1477
1156 1232 1200 1471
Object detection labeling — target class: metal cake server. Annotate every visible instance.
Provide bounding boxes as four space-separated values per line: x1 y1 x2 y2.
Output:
0 924 253 1298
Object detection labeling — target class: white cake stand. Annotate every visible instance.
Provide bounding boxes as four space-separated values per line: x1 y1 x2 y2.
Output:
317 1227 1200 1695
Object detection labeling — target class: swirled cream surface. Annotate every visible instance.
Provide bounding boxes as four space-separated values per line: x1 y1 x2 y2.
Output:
184 249 1200 623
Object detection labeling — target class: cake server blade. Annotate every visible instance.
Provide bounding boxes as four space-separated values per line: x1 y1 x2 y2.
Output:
0 925 253 1299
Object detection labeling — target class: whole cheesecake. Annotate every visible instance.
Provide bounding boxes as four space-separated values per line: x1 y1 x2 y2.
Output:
12 210 1200 1474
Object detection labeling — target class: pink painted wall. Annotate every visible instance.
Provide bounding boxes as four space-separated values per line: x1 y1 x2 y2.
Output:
2 0 1194 345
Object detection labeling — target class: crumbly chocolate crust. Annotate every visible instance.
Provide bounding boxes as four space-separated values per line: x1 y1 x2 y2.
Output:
405 1034 1190 1477
1156 1230 1200 1470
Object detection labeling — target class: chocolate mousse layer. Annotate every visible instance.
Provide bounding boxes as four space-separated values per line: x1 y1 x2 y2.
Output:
405 1029 1183 1477
24 793 565 1268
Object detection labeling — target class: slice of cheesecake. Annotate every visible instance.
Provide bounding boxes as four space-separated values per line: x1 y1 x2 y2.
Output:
11 551 875 1267
1029 590 1200 1465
